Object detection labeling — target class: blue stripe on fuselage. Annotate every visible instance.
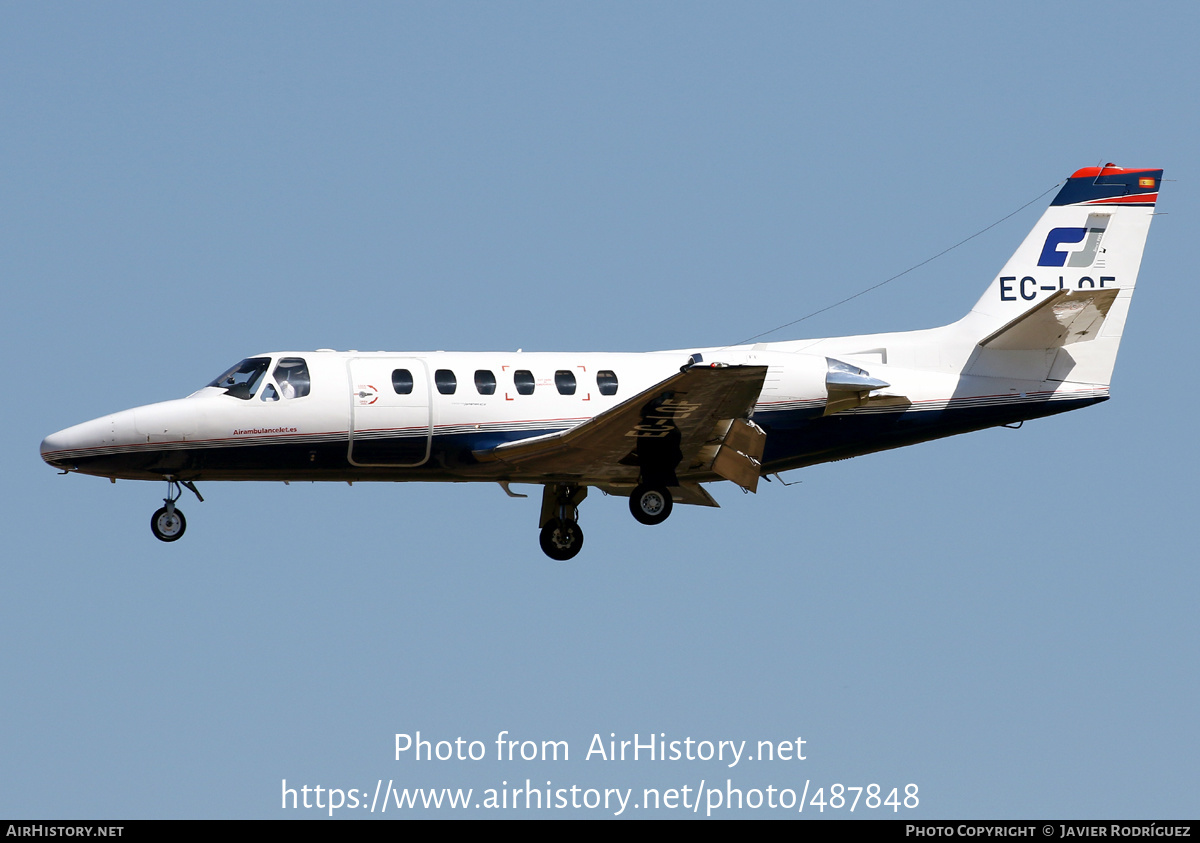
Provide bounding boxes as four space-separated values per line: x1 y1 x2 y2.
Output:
754 395 1106 472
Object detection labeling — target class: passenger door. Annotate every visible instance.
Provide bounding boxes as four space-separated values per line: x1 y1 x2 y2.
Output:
347 357 431 467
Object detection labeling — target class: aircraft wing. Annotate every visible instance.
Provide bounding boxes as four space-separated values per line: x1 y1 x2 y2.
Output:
473 364 769 491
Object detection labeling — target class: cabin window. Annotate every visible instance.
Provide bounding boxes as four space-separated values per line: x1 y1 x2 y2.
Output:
475 369 497 395
207 357 270 400
273 357 310 399
392 369 414 394
597 370 618 396
514 370 535 395
435 369 457 395
555 370 576 395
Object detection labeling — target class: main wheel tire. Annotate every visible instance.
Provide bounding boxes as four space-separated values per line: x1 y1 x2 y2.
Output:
151 506 187 542
629 484 673 525
539 518 584 561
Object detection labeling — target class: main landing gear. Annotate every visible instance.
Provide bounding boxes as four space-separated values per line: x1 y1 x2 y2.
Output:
150 477 203 543
534 480 676 559
629 484 673 526
538 483 587 561
540 518 583 561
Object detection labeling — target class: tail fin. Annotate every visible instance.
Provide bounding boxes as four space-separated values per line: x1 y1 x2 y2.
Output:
964 164 1160 386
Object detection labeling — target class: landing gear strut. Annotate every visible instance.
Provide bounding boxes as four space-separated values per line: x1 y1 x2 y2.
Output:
538 483 587 560
150 477 202 543
629 483 673 525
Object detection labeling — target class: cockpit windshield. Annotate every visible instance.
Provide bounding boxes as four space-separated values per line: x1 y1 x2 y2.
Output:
207 357 271 399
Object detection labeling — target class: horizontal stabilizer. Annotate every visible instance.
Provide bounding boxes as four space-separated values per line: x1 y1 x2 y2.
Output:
979 288 1120 351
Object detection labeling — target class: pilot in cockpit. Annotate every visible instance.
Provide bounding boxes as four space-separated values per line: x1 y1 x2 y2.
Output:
278 372 296 400
273 358 310 399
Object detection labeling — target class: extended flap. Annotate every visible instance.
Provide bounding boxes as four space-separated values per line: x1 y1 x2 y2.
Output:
710 418 766 492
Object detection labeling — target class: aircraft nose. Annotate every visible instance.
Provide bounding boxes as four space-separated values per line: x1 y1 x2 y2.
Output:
40 414 123 469
41 409 149 475
40 428 73 468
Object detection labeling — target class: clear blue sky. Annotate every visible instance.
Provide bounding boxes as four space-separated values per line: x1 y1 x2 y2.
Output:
3 1 1197 818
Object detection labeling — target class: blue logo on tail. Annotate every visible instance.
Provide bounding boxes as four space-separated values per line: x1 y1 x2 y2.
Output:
1038 228 1086 266
1038 217 1109 268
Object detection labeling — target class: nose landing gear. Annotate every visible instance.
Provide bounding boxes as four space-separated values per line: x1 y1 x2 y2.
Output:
151 505 186 542
150 477 203 543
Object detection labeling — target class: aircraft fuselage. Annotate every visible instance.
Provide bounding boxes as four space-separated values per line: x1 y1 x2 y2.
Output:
41 345 1103 484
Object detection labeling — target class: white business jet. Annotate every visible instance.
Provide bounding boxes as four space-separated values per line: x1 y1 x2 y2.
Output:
41 164 1161 559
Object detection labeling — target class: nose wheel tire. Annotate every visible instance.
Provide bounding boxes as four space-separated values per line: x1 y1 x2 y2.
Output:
630 484 673 525
539 518 584 561
151 507 187 542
